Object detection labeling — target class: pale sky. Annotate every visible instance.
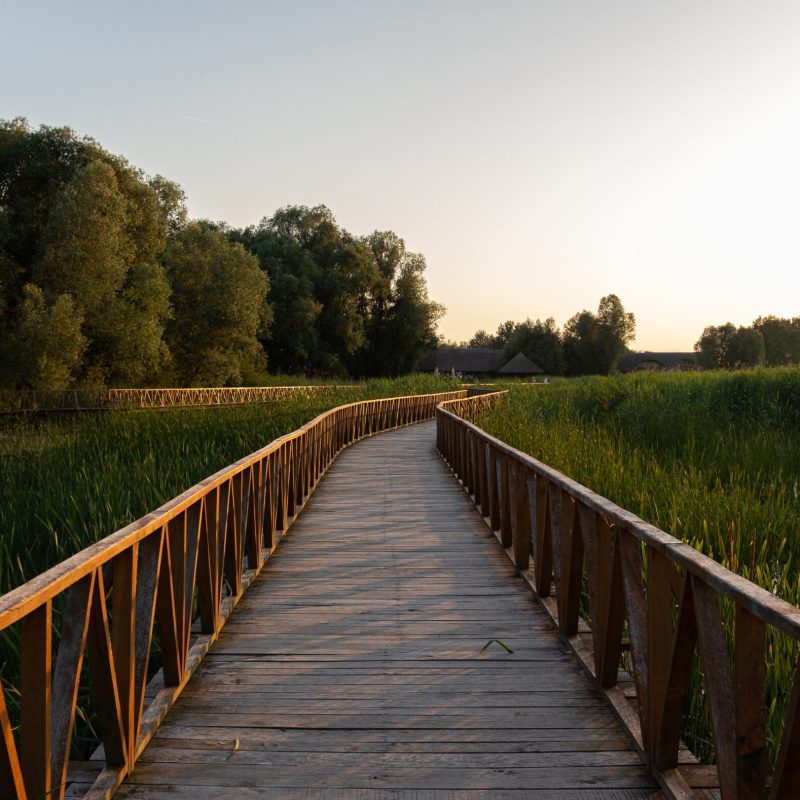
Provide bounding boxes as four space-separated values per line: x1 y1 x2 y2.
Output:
3 1 800 350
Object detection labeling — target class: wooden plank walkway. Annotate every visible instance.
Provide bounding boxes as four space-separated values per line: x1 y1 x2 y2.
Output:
117 421 662 799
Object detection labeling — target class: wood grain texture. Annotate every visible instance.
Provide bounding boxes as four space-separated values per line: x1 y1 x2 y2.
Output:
116 422 659 798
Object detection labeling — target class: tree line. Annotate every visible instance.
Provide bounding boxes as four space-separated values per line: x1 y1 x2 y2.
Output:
694 317 800 370
462 305 800 376
460 294 637 376
0 119 442 388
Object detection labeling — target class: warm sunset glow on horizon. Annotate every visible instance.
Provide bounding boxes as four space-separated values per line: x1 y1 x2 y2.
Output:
4 0 799 352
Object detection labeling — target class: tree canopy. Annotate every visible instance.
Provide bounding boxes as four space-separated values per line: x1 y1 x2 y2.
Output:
0 121 444 388
694 323 766 369
230 207 442 378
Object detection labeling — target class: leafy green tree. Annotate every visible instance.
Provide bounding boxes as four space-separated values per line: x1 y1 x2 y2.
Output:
233 208 442 377
492 320 518 347
232 206 358 374
93 262 173 386
163 222 269 385
356 232 443 376
563 295 635 375
148 174 189 234
467 329 494 348
2 283 85 388
695 323 734 369
505 317 565 375
728 326 765 368
694 323 765 369
0 120 173 386
753 316 800 366
34 159 128 315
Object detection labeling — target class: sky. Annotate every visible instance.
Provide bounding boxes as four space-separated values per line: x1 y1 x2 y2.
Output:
3 0 800 351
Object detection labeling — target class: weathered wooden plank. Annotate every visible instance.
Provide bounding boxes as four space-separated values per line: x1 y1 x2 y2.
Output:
138 747 647 768
124 762 657 789
153 725 633 748
117 788 667 800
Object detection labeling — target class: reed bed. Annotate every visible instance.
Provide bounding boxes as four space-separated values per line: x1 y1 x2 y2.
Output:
477 368 800 762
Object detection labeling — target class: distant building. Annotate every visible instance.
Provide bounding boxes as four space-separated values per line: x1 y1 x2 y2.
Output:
417 348 544 379
618 352 699 373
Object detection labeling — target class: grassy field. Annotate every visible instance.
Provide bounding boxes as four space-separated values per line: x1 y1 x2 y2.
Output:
476 368 800 762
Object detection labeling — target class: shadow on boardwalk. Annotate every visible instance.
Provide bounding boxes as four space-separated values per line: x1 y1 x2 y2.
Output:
118 421 662 799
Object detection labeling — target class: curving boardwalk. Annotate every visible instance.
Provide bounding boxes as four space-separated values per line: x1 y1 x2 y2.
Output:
117 421 661 799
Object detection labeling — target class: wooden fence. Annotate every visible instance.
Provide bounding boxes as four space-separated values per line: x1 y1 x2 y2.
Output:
0 385 357 413
437 391 800 800
0 390 466 800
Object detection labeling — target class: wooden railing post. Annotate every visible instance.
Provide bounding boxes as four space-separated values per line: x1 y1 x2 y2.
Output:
510 460 530 570
646 547 673 765
734 607 767 799
21 599 51 795
478 440 490 518
471 433 482 508
487 446 501 532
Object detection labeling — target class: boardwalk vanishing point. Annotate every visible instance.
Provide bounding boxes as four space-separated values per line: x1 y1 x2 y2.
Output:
116 421 661 799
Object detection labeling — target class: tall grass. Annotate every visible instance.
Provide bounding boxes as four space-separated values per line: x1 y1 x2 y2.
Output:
477 368 800 762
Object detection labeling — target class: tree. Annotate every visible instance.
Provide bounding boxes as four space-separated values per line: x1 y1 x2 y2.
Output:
752 316 800 366
728 326 765 368
2 284 85 388
368 248 443 375
563 294 635 375
467 329 494 348
163 222 269 385
232 206 374 375
504 317 565 375
694 323 765 369
94 262 173 386
0 120 173 386
355 232 443 376
233 209 443 377
148 174 188 234
695 323 734 369
492 320 518 348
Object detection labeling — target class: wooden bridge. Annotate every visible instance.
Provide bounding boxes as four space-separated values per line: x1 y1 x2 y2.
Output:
0 385 356 414
1 391 800 799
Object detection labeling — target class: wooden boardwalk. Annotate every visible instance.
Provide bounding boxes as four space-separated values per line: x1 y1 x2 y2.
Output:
117 421 662 799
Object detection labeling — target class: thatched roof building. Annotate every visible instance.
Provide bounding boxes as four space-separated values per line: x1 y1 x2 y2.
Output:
417 348 544 378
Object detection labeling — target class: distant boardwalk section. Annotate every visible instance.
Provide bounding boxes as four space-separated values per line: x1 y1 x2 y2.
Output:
0 385 355 413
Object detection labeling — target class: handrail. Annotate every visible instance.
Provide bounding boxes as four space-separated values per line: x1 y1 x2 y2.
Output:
437 392 800 800
0 385 358 413
0 389 467 800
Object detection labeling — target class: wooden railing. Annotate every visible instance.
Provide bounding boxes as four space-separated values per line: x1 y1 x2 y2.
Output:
437 392 800 800
0 385 357 413
0 390 466 800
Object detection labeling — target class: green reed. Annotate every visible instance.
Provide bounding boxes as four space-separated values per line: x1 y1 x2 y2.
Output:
478 369 800 763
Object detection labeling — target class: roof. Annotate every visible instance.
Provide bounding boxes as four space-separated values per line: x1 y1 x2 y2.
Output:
618 352 698 372
417 348 506 373
417 348 545 374
497 351 544 375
